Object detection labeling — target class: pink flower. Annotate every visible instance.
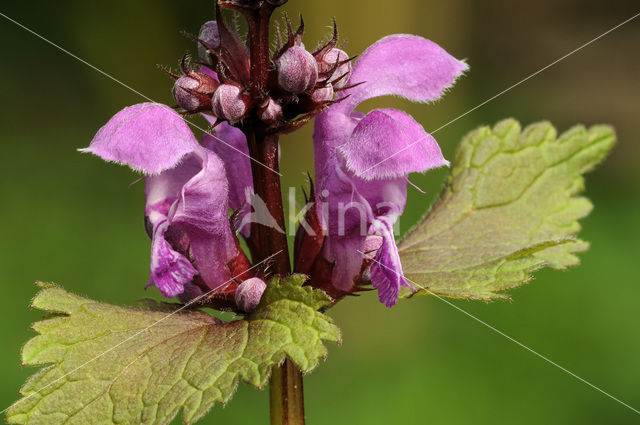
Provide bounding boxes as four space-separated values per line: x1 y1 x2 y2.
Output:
313 35 467 307
82 103 251 299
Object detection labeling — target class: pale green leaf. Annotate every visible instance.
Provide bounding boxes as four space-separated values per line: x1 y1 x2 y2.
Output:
7 276 340 425
399 119 615 300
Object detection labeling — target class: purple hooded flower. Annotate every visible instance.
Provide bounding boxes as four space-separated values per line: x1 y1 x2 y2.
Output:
201 114 253 237
313 34 468 307
82 102 250 298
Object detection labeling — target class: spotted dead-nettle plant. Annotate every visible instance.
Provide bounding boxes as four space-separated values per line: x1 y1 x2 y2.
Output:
7 1 615 424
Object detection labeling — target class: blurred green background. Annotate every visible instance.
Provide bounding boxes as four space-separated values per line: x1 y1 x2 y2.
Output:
1 1 638 424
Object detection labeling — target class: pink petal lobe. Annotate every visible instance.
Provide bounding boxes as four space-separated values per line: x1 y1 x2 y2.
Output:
339 35 467 112
201 119 252 211
148 220 197 298
145 155 202 227
171 147 239 292
369 219 413 308
82 103 200 174
338 108 448 180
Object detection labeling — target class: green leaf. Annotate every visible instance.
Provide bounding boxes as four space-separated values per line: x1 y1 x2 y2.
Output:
7 276 340 425
399 119 615 300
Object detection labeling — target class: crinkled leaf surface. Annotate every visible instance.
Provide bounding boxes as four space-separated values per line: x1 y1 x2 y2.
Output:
7 275 339 425
399 119 615 300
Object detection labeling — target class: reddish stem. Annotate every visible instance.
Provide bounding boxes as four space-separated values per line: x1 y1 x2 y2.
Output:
238 2 306 424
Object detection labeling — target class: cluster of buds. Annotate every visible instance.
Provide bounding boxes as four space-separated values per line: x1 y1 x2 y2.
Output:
162 8 253 124
164 7 355 133
270 17 355 128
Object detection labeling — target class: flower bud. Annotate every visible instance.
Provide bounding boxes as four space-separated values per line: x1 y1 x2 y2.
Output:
310 83 334 103
276 45 318 94
212 84 249 123
235 277 267 313
317 48 351 89
198 21 220 62
258 98 283 124
172 72 218 112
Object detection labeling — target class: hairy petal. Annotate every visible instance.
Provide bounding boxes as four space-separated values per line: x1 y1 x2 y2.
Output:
81 103 200 174
145 155 202 227
338 34 468 113
145 148 240 295
370 219 412 307
317 164 372 290
148 220 197 298
202 118 252 211
313 110 362 192
324 235 366 292
316 152 410 291
202 117 253 236
354 174 408 222
171 147 239 291
339 108 448 180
